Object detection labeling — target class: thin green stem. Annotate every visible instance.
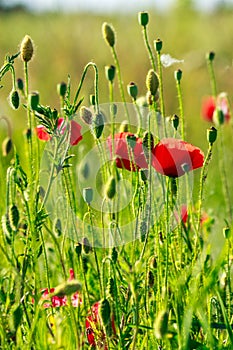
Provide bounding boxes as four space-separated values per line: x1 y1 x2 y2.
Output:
176 80 185 139
142 26 156 71
156 51 166 132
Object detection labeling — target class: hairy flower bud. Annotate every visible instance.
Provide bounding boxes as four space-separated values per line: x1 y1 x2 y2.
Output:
154 310 169 339
146 69 159 96
102 22 115 47
207 126 217 144
9 90 20 110
93 112 104 139
174 69 182 82
20 35 34 62
57 82 67 97
106 176 116 199
154 38 163 52
2 137 13 156
83 187 93 205
8 204 20 231
100 298 111 326
29 91 39 110
170 114 179 130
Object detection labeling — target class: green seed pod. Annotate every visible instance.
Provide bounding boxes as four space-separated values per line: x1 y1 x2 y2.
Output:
28 91 39 110
170 114 179 130
119 120 128 132
82 237 92 254
80 106 93 125
207 126 217 144
2 137 13 156
57 81 67 97
107 277 115 298
146 69 159 96
174 69 182 82
20 35 34 62
111 247 118 263
8 204 20 231
100 298 111 326
206 51 215 62
93 112 104 139
75 242 82 257
138 11 149 27
52 280 82 297
105 65 116 82
148 270 155 288
9 90 20 110
154 38 163 52
83 187 93 205
223 226 231 239
127 82 138 100
102 22 115 47
106 176 116 199
17 78 24 91
154 310 169 339
126 134 137 149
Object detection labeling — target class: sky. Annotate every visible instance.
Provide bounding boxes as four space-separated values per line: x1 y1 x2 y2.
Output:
4 0 233 13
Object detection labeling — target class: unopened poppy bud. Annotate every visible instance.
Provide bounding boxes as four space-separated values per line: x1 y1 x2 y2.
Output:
143 131 154 151
93 112 104 139
154 38 163 52
207 126 217 144
102 22 115 47
107 277 115 298
23 128 31 141
82 256 88 273
170 114 179 130
80 106 93 125
89 94 96 106
29 91 39 110
150 256 157 269
127 82 138 100
9 90 20 110
53 280 82 297
20 35 34 62
100 298 111 326
111 247 118 263
126 134 137 149
106 176 116 199
146 69 159 96
8 204 20 231
105 65 116 82
138 11 149 26
2 137 13 156
148 270 155 288
146 91 153 105
206 51 215 62
110 103 117 117
174 69 182 82
83 187 93 205
53 218 62 236
82 237 92 254
80 162 90 179
17 78 24 91
154 310 169 339
213 108 224 126
57 82 67 97
140 168 149 183
75 242 82 257
223 226 231 239
119 120 128 132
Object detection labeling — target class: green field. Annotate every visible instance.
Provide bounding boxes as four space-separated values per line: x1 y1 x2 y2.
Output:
0 6 233 349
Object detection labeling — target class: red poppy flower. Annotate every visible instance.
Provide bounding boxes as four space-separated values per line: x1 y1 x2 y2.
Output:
36 268 81 308
152 138 204 177
85 301 116 349
201 93 230 123
35 118 82 146
107 132 148 171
